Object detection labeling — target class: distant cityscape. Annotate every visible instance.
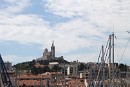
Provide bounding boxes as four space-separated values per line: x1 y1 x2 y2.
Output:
1 38 130 87
1 0 130 87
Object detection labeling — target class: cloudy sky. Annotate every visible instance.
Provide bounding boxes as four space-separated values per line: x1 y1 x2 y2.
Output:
0 0 130 65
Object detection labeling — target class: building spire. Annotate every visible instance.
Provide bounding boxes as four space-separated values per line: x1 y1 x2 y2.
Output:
51 40 55 58
52 40 54 46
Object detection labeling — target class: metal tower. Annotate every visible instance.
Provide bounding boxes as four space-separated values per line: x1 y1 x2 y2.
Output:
0 54 14 87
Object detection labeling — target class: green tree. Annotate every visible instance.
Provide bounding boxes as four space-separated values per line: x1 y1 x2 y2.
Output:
78 63 86 71
119 63 127 71
51 65 62 72
31 66 51 75
31 66 38 75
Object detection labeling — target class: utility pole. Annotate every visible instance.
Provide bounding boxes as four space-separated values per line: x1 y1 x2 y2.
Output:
112 33 115 87
112 33 115 67
76 60 78 87
101 45 105 87
64 62 66 86
109 35 112 87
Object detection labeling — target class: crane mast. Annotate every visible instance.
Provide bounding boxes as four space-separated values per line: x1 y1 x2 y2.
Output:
0 54 14 87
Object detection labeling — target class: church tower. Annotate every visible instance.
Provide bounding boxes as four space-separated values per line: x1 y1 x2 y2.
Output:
51 41 55 58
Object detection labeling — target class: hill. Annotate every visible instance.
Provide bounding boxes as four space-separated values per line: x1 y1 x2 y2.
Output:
13 58 69 75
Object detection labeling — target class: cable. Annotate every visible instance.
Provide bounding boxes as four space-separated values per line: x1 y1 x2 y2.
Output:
119 36 130 62
97 49 102 63
94 37 110 87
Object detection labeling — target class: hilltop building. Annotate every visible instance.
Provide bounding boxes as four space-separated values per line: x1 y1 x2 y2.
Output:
37 41 64 61
42 41 55 60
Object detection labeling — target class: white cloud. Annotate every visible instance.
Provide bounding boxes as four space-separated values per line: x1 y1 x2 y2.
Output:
43 0 130 64
52 19 106 52
0 0 130 64
0 0 30 15
0 16 107 53
44 0 130 17
44 0 130 30
0 13 129 64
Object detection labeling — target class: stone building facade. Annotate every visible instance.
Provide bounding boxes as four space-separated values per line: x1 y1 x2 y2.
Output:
42 41 55 60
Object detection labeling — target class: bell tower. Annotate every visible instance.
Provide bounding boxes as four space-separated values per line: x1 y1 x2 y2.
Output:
51 41 55 58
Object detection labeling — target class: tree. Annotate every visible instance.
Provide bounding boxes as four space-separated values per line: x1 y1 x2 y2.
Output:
118 63 127 72
78 63 86 71
51 65 62 72
31 66 51 75
31 66 38 75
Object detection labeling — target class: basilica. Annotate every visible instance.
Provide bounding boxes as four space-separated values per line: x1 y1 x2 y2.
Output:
42 41 55 60
37 41 64 61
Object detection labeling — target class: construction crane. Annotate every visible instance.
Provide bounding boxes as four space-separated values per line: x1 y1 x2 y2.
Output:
0 54 14 87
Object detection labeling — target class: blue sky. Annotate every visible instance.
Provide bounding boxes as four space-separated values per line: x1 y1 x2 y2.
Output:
0 0 130 65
